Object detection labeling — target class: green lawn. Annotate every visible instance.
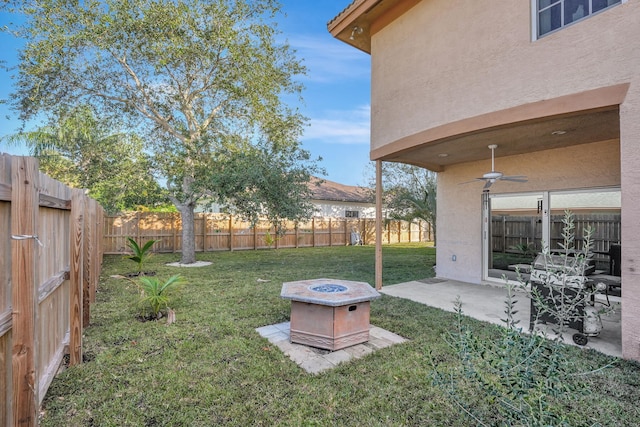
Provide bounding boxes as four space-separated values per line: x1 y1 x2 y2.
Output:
40 244 640 426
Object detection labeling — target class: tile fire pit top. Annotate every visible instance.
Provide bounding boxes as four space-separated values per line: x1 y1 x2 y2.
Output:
281 278 380 306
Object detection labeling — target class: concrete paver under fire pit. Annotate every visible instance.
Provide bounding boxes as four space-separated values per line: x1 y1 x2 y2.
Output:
255 278 406 374
256 322 407 374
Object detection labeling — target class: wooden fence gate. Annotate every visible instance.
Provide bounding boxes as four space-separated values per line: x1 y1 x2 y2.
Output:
0 155 104 426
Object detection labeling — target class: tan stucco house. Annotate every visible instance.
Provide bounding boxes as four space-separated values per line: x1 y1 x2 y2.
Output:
329 0 639 360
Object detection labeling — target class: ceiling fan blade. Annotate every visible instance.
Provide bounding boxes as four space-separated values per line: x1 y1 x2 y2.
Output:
458 178 487 185
500 176 528 183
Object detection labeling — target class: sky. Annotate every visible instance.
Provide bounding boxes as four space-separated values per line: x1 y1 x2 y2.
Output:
0 1 373 187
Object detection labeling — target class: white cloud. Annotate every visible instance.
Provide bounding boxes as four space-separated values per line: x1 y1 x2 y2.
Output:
303 104 370 145
285 35 370 83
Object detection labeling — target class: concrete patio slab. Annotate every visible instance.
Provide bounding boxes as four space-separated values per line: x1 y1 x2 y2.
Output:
256 322 408 374
380 278 622 358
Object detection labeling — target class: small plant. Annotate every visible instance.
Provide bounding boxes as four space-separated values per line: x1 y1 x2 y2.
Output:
136 274 186 319
510 242 537 258
431 292 577 426
125 237 158 275
523 211 609 340
263 230 277 249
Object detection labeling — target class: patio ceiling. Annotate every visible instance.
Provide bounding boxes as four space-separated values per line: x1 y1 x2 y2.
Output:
378 107 621 172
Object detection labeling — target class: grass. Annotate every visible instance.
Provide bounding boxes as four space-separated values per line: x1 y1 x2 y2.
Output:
40 243 640 426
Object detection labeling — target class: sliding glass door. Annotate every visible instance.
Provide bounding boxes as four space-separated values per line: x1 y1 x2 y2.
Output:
483 188 621 283
484 192 545 281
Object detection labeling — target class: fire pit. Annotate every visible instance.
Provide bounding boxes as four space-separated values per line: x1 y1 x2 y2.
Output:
280 278 380 351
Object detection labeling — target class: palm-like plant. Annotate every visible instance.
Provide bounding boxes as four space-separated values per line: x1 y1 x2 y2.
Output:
137 274 186 318
126 237 158 274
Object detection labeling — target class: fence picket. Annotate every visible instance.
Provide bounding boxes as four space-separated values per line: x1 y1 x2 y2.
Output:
102 213 434 254
10 156 40 426
1 154 104 426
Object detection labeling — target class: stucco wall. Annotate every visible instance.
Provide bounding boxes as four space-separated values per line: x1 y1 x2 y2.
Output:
436 140 620 284
370 0 639 151
369 0 640 359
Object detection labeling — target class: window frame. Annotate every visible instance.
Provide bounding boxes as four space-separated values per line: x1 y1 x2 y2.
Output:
531 0 626 40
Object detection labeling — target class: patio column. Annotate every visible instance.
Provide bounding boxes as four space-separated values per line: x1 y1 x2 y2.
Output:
375 160 383 290
620 87 640 362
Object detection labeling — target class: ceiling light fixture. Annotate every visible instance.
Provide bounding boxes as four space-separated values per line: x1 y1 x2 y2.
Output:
551 130 567 135
438 153 449 158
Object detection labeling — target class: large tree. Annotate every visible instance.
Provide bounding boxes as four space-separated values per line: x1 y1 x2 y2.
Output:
4 0 320 263
366 162 437 243
4 105 169 213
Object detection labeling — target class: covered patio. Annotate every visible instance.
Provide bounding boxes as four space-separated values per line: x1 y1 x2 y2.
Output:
380 278 622 358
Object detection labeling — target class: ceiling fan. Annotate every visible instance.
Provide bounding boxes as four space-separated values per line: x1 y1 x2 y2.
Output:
461 144 528 189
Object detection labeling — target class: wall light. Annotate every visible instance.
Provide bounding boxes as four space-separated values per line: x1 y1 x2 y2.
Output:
349 26 363 40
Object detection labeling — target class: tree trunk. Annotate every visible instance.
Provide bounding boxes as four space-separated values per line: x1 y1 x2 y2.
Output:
180 203 197 264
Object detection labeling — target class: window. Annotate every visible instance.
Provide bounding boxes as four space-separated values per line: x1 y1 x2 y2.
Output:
345 210 359 218
483 188 621 283
536 0 622 38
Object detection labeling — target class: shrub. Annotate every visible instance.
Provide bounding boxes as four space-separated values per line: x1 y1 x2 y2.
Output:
431 211 613 425
136 274 186 319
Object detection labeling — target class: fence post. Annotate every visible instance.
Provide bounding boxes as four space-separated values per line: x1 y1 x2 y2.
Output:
344 219 348 245
254 223 258 250
10 156 40 426
136 211 141 243
312 218 315 247
82 194 91 328
328 218 332 247
69 189 85 367
229 215 233 251
203 214 208 252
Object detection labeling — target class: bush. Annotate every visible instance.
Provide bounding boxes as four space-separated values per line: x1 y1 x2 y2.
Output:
431 211 613 426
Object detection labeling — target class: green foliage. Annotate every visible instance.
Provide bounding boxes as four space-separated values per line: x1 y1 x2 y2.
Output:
3 105 169 213
4 0 320 264
366 162 437 241
431 211 614 426
136 274 186 318
510 242 537 258
263 230 279 249
431 292 579 426
126 237 158 274
205 138 322 234
525 211 608 337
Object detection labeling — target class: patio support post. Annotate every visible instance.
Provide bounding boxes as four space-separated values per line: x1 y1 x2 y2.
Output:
375 160 383 290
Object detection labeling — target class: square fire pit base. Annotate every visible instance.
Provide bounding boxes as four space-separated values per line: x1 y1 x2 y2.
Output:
281 278 381 351
289 301 371 351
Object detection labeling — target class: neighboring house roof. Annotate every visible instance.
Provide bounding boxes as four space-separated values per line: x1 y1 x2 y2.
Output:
309 177 372 204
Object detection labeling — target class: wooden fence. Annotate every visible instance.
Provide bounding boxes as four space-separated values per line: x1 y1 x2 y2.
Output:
492 213 621 255
103 212 433 254
0 155 104 426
